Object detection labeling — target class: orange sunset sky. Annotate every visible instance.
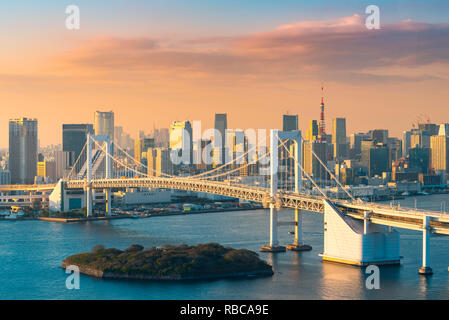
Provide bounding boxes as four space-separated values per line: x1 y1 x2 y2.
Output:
1 1 448 148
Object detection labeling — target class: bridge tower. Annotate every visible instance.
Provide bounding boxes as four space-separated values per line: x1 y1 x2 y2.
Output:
261 129 311 252
86 134 112 217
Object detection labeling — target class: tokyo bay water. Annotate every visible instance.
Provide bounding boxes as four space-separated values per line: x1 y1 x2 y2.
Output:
1 193 448 300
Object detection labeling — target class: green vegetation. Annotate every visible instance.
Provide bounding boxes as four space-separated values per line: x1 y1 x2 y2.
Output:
62 243 273 280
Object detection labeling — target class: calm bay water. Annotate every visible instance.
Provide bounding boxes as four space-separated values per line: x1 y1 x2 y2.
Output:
1 194 449 300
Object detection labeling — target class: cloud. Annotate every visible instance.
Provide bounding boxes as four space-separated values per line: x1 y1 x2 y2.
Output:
54 15 449 84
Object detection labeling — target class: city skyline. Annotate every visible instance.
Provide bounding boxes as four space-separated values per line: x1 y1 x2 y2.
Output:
1 1 449 148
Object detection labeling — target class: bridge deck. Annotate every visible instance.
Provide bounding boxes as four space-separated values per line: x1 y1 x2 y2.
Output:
64 178 449 235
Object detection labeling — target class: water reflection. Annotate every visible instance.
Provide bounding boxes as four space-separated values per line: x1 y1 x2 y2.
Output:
319 262 364 299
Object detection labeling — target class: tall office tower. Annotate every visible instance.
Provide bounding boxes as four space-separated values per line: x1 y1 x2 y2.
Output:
154 128 170 148
193 139 212 171
94 111 114 141
439 124 449 137
147 148 173 177
134 138 155 162
418 123 439 136
306 120 319 141
214 114 227 165
430 136 449 173
332 118 348 160
361 140 390 177
225 130 247 168
350 133 370 159
37 160 57 182
371 129 389 144
411 132 431 149
388 138 403 163
408 147 430 174
302 141 327 183
62 124 94 166
114 126 124 146
283 114 298 132
402 131 412 158
170 121 193 165
55 150 73 179
0 169 11 185
9 118 38 184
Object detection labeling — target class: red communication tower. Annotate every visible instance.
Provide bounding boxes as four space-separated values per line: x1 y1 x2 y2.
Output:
318 85 326 143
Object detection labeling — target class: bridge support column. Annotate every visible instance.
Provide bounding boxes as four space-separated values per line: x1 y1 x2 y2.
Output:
86 134 93 218
86 187 92 217
105 137 112 217
287 132 312 252
261 129 285 253
419 216 433 276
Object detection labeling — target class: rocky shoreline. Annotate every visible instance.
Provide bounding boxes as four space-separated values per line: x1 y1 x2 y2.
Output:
61 260 273 281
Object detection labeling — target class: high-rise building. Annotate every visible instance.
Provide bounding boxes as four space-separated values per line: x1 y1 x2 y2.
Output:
350 133 370 159
302 141 327 182
62 124 94 166
361 140 390 177
147 148 173 177
55 150 73 180
37 160 57 182
370 129 389 144
283 114 298 132
9 118 38 184
94 111 114 140
0 169 11 185
134 138 155 162
430 135 449 173
170 121 193 165
439 124 449 137
408 147 430 174
306 120 319 141
402 131 412 158
332 118 348 160
214 114 227 165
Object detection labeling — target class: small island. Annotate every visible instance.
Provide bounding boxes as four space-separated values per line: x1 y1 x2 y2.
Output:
62 243 273 281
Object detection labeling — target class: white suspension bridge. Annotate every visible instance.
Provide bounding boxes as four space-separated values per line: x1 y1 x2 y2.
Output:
2 130 449 275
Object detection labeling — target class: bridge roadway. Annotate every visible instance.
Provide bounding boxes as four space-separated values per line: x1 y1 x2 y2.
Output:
65 177 449 235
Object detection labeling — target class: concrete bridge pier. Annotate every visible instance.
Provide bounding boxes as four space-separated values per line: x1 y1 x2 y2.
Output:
419 216 433 276
287 209 312 251
86 187 92 217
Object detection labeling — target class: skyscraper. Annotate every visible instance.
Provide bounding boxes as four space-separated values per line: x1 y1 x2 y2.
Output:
9 118 38 184
94 111 114 141
62 124 94 166
214 114 227 165
134 138 155 162
302 141 327 182
282 114 298 132
332 118 348 160
170 121 193 165
430 135 449 173
306 120 319 141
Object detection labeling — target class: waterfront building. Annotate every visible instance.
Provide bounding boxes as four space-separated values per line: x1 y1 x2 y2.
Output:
0 169 11 185
408 147 431 174
37 160 57 182
9 118 38 184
